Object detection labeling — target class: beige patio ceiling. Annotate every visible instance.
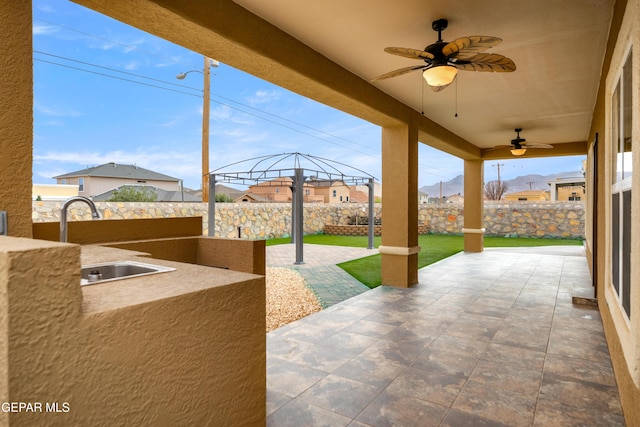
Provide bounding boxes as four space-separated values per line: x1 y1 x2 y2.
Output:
234 0 614 156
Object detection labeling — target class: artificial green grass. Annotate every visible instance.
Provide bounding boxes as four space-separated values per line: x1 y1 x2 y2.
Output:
266 233 582 288
265 234 381 247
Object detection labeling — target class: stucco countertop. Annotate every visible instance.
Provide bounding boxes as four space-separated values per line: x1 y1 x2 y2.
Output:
80 245 264 314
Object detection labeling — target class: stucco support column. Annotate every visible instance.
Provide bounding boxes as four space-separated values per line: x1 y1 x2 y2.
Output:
463 159 485 252
0 1 33 238
380 124 419 287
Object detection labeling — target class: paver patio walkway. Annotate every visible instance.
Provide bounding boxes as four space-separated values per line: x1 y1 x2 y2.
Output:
266 243 373 307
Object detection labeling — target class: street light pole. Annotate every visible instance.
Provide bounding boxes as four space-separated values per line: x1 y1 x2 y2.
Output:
201 56 211 203
176 57 218 202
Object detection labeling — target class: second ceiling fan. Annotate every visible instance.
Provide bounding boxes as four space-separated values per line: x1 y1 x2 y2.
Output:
491 128 554 156
372 19 516 91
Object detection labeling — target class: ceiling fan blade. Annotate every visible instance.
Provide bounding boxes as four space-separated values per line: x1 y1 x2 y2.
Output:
384 47 434 61
523 143 554 149
442 36 502 58
484 145 512 151
371 64 427 81
453 53 516 72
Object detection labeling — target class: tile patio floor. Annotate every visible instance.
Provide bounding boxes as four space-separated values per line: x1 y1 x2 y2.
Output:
266 245 624 426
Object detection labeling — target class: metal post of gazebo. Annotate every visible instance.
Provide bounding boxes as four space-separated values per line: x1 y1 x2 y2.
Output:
208 174 216 237
290 180 296 244
367 178 375 249
293 168 305 264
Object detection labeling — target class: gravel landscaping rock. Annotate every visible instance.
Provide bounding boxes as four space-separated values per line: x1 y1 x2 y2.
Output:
266 267 322 332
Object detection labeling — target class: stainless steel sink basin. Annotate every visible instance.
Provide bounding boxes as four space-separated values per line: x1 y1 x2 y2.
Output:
81 261 175 285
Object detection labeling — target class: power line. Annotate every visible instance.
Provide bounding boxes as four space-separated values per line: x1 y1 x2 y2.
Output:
34 58 201 98
34 50 199 92
33 19 449 182
34 56 380 158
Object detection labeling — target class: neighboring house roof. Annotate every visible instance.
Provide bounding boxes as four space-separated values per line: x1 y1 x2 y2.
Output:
53 162 179 182
233 193 271 203
349 188 368 203
308 179 347 188
92 185 200 202
214 184 244 200
250 177 293 187
505 190 548 199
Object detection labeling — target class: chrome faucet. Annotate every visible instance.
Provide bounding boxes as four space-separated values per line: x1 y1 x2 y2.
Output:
60 196 101 242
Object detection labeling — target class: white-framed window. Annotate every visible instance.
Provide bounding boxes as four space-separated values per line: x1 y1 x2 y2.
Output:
78 177 84 192
610 48 633 320
332 189 337 197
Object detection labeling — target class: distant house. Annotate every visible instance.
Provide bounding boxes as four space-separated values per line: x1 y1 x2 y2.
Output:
504 190 549 202
214 184 244 201
447 194 464 204
247 177 293 202
353 182 382 200
548 176 586 201
418 191 429 204
427 196 446 204
53 163 181 199
32 183 78 201
92 185 200 202
234 193 270 203
309 179 350 203
245 177 322 203
349 188 369 203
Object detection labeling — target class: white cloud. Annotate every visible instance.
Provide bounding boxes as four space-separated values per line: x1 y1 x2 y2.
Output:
35 4 56 13
157 118 181 127
34 101 82 117
155 56 183 68
123 60 141 70
32 24 58 36
33 149 203 188
246 89 281 106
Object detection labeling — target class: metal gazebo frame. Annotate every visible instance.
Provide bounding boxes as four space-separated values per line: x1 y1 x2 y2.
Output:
208 152 377 264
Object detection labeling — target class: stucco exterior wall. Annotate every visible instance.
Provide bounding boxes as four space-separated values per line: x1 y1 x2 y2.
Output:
586 0 640 424
0 236 265 425
0 1 32 238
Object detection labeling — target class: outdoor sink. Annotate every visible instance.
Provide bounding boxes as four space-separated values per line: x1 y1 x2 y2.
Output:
80 261 175 286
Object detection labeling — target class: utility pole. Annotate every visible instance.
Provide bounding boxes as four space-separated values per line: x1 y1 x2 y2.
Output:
176 57 219 203
201 56 211 203
439 180 443 203
491 163 505 200
492 163 504 186
527 181 534 190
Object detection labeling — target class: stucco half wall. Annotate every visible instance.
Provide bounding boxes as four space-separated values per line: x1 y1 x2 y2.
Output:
0 236 266 425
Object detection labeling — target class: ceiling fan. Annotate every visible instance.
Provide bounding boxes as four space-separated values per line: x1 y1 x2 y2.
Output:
372 19 516 91
494 128 554 156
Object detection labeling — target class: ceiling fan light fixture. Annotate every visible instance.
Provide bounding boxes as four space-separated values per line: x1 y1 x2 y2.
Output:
510 147 527 156
423 65 457 88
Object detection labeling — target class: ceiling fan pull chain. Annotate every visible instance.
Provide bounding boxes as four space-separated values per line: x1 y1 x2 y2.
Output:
421 73 425 115
455 77 458 118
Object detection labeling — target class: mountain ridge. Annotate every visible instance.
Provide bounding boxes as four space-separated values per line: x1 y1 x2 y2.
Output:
419 171 583 197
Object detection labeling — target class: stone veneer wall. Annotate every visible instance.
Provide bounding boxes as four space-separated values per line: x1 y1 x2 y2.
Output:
33 201 585 239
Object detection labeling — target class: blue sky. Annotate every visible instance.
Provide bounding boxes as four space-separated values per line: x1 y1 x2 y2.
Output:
32 0 585 191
